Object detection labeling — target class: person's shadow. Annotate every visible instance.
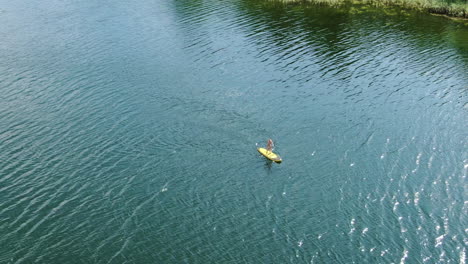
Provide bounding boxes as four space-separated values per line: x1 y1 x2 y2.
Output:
264 160 273 172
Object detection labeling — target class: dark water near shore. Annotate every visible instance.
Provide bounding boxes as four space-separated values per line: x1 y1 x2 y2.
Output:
1 0 467 263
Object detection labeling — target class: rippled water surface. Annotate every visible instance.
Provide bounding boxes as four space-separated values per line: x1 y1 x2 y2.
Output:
1 0 467 263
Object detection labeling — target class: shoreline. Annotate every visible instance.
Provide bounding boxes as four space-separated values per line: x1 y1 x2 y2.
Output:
271 0 468 19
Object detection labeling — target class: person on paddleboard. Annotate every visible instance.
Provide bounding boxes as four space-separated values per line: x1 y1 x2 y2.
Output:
266 139 274 152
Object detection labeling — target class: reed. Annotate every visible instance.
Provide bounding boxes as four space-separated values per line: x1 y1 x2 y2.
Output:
271 0 468 18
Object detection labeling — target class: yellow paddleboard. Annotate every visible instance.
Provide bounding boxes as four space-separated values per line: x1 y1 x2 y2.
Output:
257 147 282 163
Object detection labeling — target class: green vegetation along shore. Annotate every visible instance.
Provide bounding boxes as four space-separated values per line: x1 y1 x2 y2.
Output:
273 0 468 18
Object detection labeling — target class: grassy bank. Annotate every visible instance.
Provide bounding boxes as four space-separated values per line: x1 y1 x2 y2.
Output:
273 0 468 18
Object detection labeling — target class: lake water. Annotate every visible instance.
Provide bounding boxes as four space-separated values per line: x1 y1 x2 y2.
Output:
0 0 467 263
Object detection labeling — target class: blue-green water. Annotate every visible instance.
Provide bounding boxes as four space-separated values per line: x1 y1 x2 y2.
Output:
1 0 467 263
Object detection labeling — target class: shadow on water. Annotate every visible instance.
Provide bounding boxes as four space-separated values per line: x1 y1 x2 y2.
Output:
169 0 468 89
234 0 468 66
263 159 273 171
